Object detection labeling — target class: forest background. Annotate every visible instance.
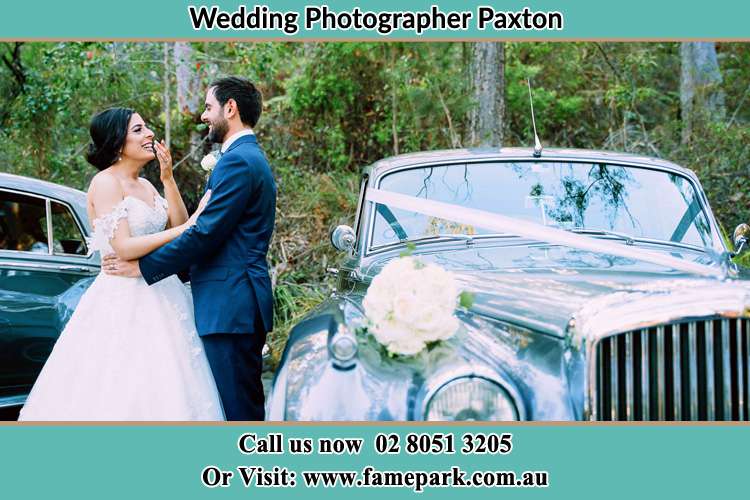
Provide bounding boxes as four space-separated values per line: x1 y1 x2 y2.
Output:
1 42 746 364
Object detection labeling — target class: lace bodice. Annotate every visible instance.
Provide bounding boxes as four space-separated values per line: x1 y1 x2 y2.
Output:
88 194 169 254
20 188 223 421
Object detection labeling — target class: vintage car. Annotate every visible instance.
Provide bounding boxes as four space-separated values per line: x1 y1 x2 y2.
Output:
0 173 99 416
267 147 750 421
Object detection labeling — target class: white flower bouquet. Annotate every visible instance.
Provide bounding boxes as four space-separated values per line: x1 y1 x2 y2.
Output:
361 256 472 356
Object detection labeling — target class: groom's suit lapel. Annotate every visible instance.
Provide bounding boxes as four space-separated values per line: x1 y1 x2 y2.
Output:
223 134 257 156
207 134 256 191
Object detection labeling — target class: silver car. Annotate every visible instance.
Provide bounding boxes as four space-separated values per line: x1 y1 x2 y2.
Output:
267 148 750 422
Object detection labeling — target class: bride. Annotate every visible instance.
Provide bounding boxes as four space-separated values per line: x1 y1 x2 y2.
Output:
19 107 224 421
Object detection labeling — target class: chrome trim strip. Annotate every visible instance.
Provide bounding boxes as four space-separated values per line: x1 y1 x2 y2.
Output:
0 260 98 273
657 326 665 421
689 322 698 420
611 337 618 421
45 198 53 254
722 319 732 420
595 342 603 421
0 394 26 409
673 325 682 420
746 319 750 421
641 329 650 420
583 338 594 421
0 186 49 200
352 174 369 252
0 249 56 257
736 318 745 421
706 320 716 420
625 333 634 421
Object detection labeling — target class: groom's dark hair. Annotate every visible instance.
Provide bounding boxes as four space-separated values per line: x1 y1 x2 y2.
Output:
209 77 262 128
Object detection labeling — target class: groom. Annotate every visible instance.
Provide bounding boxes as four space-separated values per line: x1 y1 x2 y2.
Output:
104 76 276 421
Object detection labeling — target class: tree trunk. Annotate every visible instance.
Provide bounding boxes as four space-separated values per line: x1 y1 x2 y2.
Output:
173 42 204 163
680 42 725 144
388 45 399 156
174 42 201 114
468 42 504 147
162 43 171 148
0 42 25 127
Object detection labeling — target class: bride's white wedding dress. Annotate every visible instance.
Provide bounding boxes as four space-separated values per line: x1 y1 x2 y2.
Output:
19 193 224 421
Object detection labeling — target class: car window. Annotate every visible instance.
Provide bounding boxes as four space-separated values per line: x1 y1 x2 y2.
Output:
0 190 49 253
51 201 87 256
371 161 718 250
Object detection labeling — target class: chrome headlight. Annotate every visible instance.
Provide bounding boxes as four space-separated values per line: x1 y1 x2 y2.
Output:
328 324 358 369
424 376 519 421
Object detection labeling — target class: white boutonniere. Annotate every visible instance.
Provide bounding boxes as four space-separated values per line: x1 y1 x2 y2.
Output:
200 152 219 172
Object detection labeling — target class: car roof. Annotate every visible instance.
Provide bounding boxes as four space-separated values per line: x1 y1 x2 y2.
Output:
0 172 87 203
0 172 90 230
365 147 697 180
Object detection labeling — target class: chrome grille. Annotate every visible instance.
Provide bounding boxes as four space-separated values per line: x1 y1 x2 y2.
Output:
593 317 750 421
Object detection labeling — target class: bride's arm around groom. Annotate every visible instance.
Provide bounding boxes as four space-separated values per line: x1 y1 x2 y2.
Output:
138 152 256 280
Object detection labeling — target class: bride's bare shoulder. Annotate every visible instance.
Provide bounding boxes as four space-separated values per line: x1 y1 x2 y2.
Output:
88 171 121 196
87 171 124 211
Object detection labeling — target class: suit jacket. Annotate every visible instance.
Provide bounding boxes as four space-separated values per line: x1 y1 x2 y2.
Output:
139 135 276 336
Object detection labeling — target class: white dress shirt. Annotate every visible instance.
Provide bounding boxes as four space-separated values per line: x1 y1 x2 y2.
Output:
220 129 255 154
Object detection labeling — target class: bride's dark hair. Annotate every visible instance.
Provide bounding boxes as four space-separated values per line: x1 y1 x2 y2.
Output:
86 107 134 171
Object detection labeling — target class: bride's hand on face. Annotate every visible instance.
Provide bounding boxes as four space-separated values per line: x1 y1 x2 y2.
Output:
183 190 211 231
153 140 174 183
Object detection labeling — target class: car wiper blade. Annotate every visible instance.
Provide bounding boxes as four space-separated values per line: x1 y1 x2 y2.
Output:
567 228 709 253
403 233 475 244
403 233 519 245
567 228 637 245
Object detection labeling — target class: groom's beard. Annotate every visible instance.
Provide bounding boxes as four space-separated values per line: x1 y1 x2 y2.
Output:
208 118 229 144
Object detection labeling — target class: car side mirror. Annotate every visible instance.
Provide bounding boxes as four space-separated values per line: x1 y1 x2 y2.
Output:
733 223 750 256
331 225 355 253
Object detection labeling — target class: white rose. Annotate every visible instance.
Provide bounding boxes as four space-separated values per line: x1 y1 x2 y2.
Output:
392 291 421 324
362 256 462 356
200 152 218 172
426 315 459 342
387 336 425 356
362 280 391 321
372 318 410 346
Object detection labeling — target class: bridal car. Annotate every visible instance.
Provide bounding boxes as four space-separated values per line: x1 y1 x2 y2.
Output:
267 147 750 421
0 173 98 415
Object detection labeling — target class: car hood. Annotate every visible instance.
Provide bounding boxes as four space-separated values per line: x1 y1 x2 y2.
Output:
359 243 750 340
273 244 750 421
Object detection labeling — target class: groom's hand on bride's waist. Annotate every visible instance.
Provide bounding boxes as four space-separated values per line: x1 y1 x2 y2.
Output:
102 254 142 278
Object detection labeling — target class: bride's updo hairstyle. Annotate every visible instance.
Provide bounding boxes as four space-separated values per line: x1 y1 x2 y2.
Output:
86 107 134 171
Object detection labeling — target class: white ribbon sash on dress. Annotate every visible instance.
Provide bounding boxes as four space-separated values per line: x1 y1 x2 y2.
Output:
366 188 721 278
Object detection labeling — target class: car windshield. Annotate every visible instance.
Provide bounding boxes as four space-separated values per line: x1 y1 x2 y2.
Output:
370 161 718 251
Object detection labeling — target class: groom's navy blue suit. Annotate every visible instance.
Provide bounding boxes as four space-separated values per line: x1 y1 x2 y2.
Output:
139 134 276 421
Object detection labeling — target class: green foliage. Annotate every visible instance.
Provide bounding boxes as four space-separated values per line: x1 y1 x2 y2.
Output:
3 41 750 366
399 242 417 257
459 291 475 309
269 280 326 367
275 43 471 171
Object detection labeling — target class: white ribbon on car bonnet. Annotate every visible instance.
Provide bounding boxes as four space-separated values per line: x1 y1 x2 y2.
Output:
366 188 722 279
